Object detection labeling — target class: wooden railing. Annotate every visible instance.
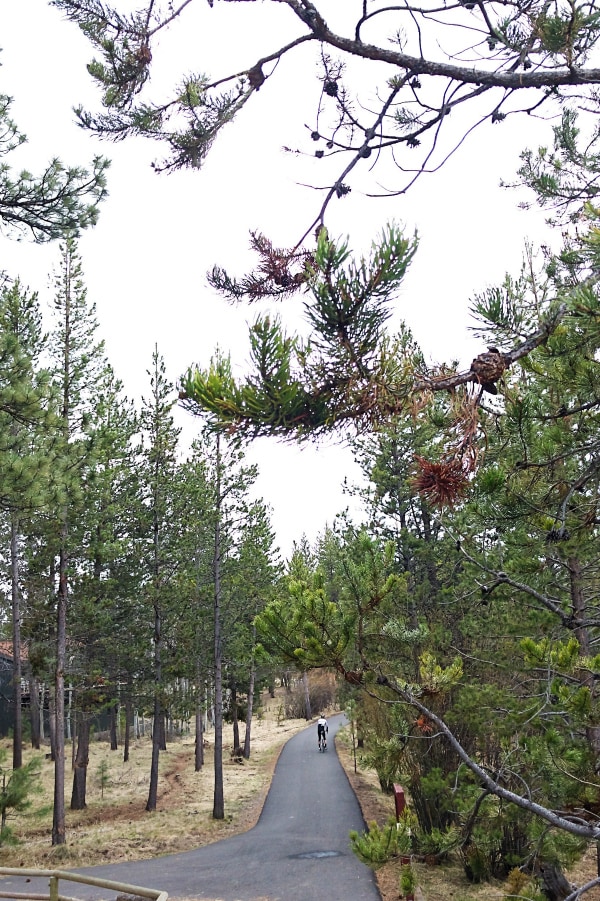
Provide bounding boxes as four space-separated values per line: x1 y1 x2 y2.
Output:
0 867 168 901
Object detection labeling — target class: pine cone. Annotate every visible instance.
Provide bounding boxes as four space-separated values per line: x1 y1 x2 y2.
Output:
470 349 507 394
248 65 265 90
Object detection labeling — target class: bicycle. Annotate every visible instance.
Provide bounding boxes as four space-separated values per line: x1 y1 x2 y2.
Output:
318 730 328 752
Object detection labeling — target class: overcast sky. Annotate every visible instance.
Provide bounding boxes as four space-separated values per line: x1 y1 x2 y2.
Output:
0 1 554 556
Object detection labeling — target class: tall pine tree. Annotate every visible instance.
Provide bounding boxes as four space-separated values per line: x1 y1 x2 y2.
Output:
138 347 180 813
47 236 106 845
0 279 57 769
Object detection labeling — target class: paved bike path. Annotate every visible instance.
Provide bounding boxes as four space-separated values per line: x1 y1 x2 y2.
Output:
1 715 381 901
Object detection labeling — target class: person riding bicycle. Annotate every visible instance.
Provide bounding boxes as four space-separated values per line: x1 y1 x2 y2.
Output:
317 715 328 750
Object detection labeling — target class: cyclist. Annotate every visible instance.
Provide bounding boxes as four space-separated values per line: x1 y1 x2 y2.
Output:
317 715 328 751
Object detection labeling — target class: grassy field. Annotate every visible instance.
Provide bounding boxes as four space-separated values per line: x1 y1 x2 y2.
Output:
0 700 308 869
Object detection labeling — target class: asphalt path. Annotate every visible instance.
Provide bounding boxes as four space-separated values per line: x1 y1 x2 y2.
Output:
0 715 381 901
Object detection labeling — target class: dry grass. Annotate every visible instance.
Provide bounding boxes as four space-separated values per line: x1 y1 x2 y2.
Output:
0 697 308 870
1 704 598 901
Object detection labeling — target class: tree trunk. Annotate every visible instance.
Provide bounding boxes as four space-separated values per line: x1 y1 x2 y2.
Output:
67 683 73 744
213 434 224 820
123 695 132 764
146 695 161 812
146 456 163 812
195 714 204 772
195 671 204 772
70 712 90 810
69 686 76 769
10 517 22 770
538 862 572 901
158 710 167 751
243 659 256 760
146 598 162 812
52 540 67 845
48 689 56 761
568 555 600 769
109 703 118 751
231 682 240 751
302 671 312 720
39 685 45 742
29 675 41 750
146 361 167 812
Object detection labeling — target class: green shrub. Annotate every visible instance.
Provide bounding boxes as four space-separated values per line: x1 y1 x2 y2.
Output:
399 863 417 895
96 758 110 798
350 814 414 868
503 868 545 900
416 824 460 859
462 844 491 883
0 754 41 844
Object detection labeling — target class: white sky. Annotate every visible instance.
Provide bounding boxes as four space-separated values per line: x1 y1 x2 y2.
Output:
0 1 554 557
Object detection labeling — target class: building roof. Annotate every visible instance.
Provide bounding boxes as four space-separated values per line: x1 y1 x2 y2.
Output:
0 640 28 663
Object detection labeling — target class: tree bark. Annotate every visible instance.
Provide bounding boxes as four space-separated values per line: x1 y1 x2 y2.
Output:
195 660 204 772
538 861 572 901
243 659 256 760
29 675 41 750
70 712 90 810
146 401 164 814
52 538 67 845
195 695 204 772
213 434 224 820
10 516 22 770
146 695 161 812
231 681 240 751
123 695 132 763
146 599 162 812
158 710 167 751
48 688 56 762
568 555 600 769
302 671 312 720
109 703 118 751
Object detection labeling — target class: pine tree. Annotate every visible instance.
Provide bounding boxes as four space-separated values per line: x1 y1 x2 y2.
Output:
452 243 600 891
137 347 181 813
47 236 106 845
0 93 107 241
211 431 225 820
207 434 270 817
180 399 271 818
0 279 57 769
170 442 214 773
69 365 138 809
232 502 279 759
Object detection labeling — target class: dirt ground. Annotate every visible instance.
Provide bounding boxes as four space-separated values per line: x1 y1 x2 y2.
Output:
0 700 598 901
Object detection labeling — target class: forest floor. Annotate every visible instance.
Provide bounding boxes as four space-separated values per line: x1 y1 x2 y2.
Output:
0 697 597 901
336 739 600 901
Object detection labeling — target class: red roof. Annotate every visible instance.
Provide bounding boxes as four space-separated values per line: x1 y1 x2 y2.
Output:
0 641 28 662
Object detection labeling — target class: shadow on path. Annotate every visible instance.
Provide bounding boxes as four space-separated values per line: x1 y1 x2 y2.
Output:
0 715 381 901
